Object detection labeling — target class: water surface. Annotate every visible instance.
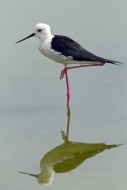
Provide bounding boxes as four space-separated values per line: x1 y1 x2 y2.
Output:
0 0 127 189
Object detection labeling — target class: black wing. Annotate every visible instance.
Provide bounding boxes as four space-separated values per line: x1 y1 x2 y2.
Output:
51 35 121 64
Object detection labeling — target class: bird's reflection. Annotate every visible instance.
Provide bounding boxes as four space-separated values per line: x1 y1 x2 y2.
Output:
20 105 121 186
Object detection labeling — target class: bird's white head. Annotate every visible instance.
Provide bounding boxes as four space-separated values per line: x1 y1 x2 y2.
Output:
34 23 51 39
15 23 51 44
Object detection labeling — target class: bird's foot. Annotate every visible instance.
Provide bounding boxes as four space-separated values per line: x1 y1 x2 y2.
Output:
61 130 67 141
61 130 69 142
60 67 68 80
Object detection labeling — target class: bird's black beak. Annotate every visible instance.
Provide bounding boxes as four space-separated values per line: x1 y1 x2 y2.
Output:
15 33 35 44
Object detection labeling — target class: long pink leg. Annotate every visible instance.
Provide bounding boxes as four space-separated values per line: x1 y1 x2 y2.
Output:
60 62 105 105
60 62 105 79
64 67 70 106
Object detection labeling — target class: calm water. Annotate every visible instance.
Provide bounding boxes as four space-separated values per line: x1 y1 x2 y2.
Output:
0 0 127 189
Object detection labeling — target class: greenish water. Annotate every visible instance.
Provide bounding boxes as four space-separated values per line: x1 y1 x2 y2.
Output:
0 0 127 190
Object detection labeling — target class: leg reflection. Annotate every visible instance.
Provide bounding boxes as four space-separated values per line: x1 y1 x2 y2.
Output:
61 105 71 142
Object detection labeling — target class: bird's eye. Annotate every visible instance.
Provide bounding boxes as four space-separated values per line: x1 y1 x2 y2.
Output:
38 29 41 32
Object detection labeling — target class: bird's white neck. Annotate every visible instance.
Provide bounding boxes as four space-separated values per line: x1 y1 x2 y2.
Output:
38 31 52 43
37 34 54 57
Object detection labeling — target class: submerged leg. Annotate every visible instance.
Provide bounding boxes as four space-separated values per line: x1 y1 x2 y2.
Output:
60 62 105 79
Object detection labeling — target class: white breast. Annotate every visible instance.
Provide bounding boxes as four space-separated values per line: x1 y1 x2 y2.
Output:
37 37 73 65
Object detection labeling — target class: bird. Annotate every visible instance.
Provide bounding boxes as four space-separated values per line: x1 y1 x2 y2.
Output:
16 23 122 105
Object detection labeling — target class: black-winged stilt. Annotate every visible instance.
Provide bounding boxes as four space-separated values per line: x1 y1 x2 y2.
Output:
16 23 121 105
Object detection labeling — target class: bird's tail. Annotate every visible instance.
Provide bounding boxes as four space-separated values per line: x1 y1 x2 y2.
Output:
102 58 123 66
